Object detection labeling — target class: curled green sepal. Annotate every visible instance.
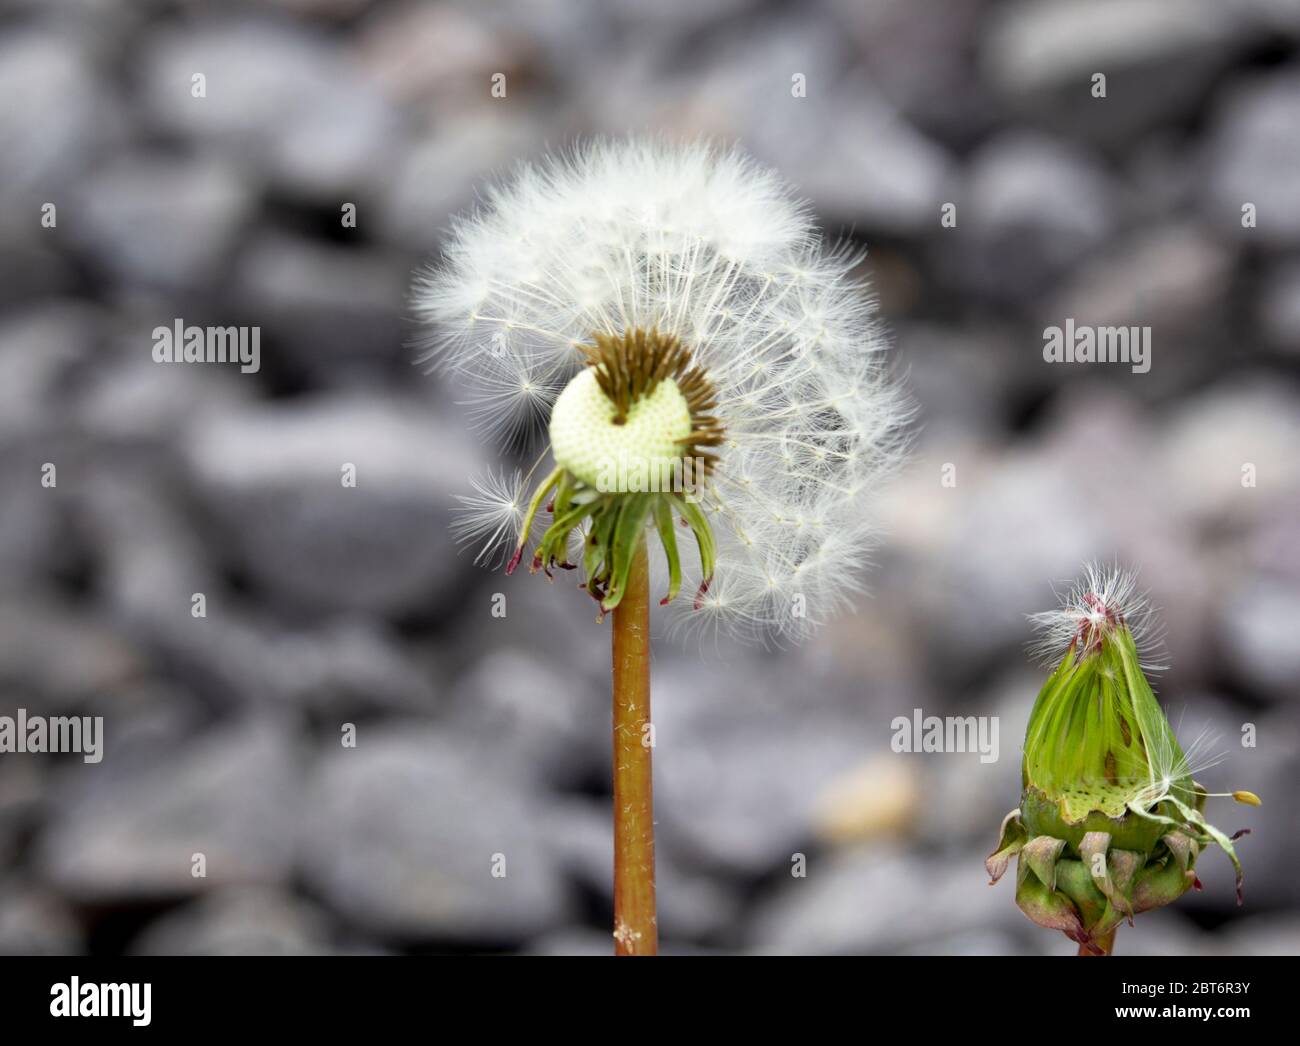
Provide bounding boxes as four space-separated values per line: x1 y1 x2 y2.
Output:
652 498 682 606
986 809 1028 884
671 494 716 607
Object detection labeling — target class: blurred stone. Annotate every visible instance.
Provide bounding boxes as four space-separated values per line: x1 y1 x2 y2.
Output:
828 0 995 142
355 2 535 106
232 234 407 378
0 600 142 709
379 116 545 251
140 19 400 200
523 928 613 956
1220 913 1300 956
811 756 918 846
0 454 66 592
183 393 485 617
1218 577 1300 698
445 647 605 787
987 0 1236 94
1044 224 1235 340
985 0 1241 145
652 658 881 876
1258 258 1300 352
75 342 251 443
0 881 84 955
38 720 300 903
0 28 122 216
265 0 379 18
1160 381 1300 523
70 152 256 291
1203 72 1300 246
748 845 1009 953
916 670 1039 850
584 15 953 235
951 134 1116 304
297 726 574 942
892 323 1020 444
443 559 611 684
0 758 46 868
0 303 101 438
130 887 335 956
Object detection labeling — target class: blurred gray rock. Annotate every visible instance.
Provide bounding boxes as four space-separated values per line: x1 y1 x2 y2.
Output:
1160 382 1300 524
232 234 407 377
0 758 46 868
1043 224 1234 341
0 302 101 439
354 2 538 108
141 19 401 200
1258 258 1300 351
917 669 1038 851
0 28 123 216
523 928 614 956
130 887 335 956
445 647 605 786
70 152 256 290
0 454 66 592
748 845 1009 954
987 0 1236 93
952 133 1116 304
0 600 142 710
297 726 574 942
379 116 545 251
74 344 250 444
1203 72 1300 246
652 658 880 876
38 720 301 903
984 0 1242 143
828 0 994 141
183 393 485 617
0 881 84 955
1219 577 1300 698
1219 913 1300 956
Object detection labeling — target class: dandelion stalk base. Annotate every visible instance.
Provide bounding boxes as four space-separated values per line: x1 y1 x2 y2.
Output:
1079 929 1116 956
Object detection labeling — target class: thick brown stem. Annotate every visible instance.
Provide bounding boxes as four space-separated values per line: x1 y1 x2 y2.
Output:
611 537 657 955
1079 928 1116 956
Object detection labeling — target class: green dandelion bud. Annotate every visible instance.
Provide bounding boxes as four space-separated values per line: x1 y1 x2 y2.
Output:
987 565 1259 955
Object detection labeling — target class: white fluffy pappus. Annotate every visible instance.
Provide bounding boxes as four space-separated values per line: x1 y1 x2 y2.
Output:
416 138 910 642
1027 562 1167 671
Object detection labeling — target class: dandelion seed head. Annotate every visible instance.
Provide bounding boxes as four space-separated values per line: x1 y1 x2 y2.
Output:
417 138 909 641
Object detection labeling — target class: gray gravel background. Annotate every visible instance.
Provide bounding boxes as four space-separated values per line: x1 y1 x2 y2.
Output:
0 0 1297 955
